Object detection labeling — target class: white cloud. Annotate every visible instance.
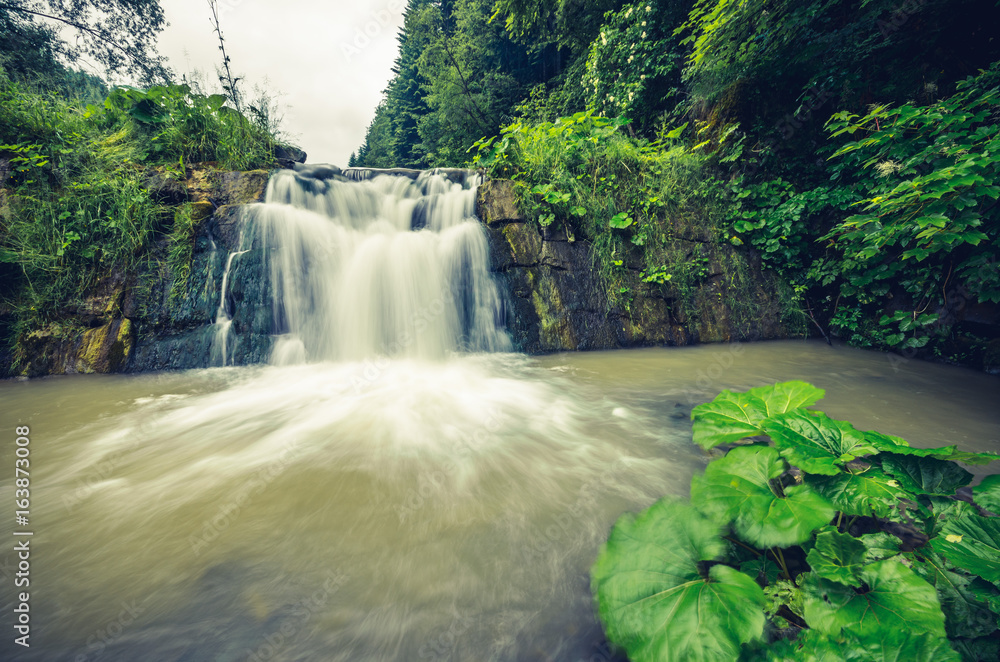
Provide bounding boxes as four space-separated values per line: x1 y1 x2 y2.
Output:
157 0 408 166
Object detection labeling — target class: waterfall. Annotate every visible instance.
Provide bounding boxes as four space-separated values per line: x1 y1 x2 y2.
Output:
210 249 247 367
231 167 510 365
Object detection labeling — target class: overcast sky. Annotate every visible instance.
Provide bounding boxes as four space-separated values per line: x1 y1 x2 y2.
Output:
155 0 408 166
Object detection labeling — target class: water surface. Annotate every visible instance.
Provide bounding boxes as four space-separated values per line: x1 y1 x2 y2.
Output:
1 340 997 661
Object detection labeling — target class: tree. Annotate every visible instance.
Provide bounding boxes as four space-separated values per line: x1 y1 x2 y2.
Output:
0 0 169 84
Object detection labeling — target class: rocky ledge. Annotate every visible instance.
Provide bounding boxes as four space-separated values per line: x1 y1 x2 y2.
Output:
477 179 792 354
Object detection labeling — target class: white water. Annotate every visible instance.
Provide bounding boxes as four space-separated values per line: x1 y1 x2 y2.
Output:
211 249 248 367
247 169 510 364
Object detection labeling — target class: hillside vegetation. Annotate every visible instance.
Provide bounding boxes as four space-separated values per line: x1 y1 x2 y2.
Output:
355 0 1000 365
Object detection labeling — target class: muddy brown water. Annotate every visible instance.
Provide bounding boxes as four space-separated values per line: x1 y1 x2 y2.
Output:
1 340 997 661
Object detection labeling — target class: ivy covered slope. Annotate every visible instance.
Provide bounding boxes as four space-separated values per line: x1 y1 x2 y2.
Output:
0 70 294 376
591 381 1000 662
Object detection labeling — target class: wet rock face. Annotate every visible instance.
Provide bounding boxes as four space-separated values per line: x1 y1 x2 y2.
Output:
478 180 789 354
10 167 273 377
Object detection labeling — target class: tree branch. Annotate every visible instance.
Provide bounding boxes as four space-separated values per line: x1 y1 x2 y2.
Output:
0 3 136 62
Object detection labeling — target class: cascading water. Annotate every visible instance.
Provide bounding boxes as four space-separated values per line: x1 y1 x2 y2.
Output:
232 168 511 366
211 248 248 367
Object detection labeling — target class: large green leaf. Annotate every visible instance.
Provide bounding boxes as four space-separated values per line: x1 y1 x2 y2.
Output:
811 467 915 517
973 475 1000 513
806 527 867 587
591 498 765 662
865 431 1000 466
911 552 999 638
925 496 981 537
692 445 834 548
765 411 876 476
880 454 973 496
933 516 1000 585
859 532 902 563
691 381 825 450
802 559 948 639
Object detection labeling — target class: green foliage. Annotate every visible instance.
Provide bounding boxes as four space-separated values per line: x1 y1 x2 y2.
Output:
974 476 1000 514
813 63 1000 351
591 381 1000 661
728 178 859 279
692 445 835 548
591 498 766 662
470 108 752 313
99 83 279 170
583 2 690 128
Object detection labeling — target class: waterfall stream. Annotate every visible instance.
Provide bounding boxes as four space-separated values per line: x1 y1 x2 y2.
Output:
229 168 511 366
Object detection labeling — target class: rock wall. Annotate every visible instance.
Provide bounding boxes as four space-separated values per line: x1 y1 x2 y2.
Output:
7 172 800 377
9 166 274 377
477 179 792 354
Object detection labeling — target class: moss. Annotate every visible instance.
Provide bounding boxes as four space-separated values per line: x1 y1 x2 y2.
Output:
530 272 577 350
77 323 112 372
502 223 542 265
76 318 133 373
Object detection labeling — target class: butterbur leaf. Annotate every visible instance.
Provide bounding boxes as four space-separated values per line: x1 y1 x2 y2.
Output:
865 431 1000 465
802 559 948 639
691 381 825 450
691 390 769 450
811 467 915 517
841 630 962 662
692 446 835 548
740 557 782 586
925 496 980 537
591 498 765 662
744 628 844 662
756 629 961 662
880 454 973 496
911 552 999 638
765 411 876 476
763 579 805 619
806 527 867 587
973 475 1000 513
933 516 1000 585
860 532 902 562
